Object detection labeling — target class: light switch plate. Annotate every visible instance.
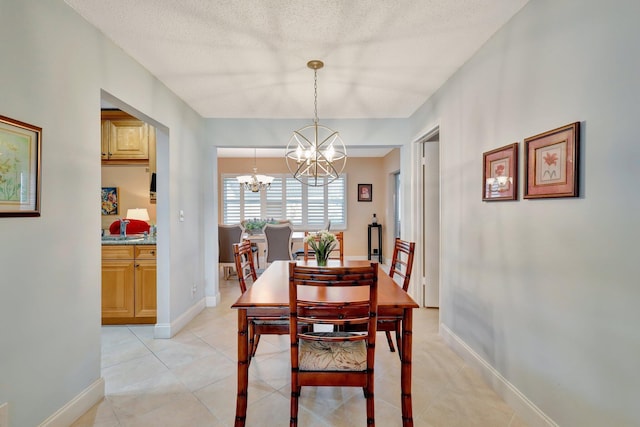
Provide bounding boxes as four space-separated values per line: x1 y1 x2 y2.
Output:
179 210 184 222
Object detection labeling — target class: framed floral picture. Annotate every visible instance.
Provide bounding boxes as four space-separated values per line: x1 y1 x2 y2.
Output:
482 143 518 201
0 115 42 217
524 122 580 199
101 187 119 215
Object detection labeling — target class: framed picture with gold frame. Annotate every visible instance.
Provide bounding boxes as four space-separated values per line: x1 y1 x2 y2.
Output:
482 143 518 201
0 115 42 217
524 122 580 199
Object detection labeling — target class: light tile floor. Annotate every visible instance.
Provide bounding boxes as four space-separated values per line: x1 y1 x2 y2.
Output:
72 275 529 427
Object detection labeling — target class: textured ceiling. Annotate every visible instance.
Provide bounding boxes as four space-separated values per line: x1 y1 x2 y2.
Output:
66 0 529 120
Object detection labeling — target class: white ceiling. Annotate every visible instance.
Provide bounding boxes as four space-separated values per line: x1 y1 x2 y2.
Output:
66 0 529 120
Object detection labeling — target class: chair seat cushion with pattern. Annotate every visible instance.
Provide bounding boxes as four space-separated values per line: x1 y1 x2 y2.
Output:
299 332 367 371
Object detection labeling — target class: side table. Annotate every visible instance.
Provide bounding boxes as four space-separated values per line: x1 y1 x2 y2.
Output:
367 223 382 263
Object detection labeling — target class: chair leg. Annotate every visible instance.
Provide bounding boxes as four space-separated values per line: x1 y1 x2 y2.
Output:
251 333 261 358
290 384 300 427
365 379 375 426
385 331 396 353
395 324 402 360
248 322 255 363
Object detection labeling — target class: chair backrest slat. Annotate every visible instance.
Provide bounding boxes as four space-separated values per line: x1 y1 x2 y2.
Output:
233 240 257 294
388 238 416 292
289 262 378 345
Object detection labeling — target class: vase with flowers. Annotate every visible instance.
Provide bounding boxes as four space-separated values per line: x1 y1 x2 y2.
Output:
304 230 337 266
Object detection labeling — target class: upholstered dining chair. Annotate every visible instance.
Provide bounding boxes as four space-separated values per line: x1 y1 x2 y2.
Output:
233 241 289 360
288 262 379 427
218 224 243 279
379 238 416 357
263 222 294 264
302 231 344 262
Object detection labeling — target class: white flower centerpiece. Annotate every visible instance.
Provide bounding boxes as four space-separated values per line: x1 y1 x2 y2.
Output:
305 230 337 266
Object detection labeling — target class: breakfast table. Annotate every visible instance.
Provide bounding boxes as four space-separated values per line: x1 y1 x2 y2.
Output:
231 259 419 426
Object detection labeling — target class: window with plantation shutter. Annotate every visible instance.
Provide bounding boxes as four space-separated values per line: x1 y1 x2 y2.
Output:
221 174 346 229
285 178 303 226
265 177 284 219
307 185 325 228
327 178 345 226
222 178 241 224
243 188 261 220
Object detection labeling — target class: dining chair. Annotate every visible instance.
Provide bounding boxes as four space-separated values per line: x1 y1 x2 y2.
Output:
233 241 289 360
302 230 344 261
240 220 261 268
263 222 294 264
379 237 416 357
288 262 379 427
293 220 331 259
218 224 243 279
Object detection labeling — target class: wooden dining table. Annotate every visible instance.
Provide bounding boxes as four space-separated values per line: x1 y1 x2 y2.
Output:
231 259 419 426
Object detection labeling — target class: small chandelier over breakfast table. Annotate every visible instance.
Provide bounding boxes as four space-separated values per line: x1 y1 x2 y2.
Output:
285 60 347 186
237 148 274 192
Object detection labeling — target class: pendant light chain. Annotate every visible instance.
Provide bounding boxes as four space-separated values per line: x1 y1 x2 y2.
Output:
313 68 319 125
285 59 347 186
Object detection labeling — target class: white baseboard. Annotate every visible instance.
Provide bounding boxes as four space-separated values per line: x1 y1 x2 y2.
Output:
205 292 220 307
39 378 104 427
440 324 558 427
154 297 206 339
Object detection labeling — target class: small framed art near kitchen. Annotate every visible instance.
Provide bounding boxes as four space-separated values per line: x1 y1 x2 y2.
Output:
0 115 42 217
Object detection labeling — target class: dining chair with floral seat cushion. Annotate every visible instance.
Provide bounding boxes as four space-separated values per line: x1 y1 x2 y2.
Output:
233 240 289 360
218 223 243 279
288 262 379 427
263 222 294 264
302 230 344 262
379 238 415 357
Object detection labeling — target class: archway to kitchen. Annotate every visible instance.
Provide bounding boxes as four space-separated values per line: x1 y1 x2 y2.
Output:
100 90 170 338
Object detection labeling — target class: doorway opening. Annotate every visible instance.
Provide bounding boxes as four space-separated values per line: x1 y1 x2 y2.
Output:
99 90 169 334
415 128 440 308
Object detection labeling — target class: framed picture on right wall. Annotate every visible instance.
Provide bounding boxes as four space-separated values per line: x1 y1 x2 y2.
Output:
482 143 518 201
524 122 580 199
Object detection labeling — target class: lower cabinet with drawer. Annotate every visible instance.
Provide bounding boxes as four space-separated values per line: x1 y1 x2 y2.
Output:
102 245 156 325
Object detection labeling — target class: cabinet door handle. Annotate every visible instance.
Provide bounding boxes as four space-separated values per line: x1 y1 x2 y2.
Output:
135 264 140 268
150 250 155 255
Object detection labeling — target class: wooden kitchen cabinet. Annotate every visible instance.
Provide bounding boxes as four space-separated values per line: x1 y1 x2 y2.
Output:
102 244 156 324
101 110 150 164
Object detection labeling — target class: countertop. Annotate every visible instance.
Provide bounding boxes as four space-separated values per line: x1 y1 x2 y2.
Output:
101 234 157 245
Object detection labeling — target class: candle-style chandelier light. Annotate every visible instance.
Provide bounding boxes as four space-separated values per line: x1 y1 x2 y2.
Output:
237 148 274 192
285 60 347 186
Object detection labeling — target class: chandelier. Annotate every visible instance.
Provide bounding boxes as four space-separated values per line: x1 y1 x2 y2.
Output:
285 60 347 186
237 148 274 192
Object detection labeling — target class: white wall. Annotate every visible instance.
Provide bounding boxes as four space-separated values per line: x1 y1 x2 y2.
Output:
0 1 207 426
409 0 640 425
